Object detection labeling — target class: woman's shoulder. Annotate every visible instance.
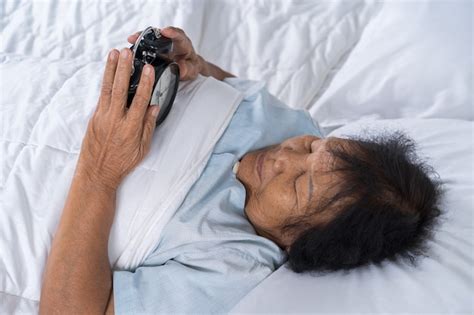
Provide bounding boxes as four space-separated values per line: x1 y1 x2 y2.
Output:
223 77 267 101
214 78 323 156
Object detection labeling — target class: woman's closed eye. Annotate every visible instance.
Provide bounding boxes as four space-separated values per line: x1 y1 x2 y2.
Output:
294 172 306 207
295 172 313 209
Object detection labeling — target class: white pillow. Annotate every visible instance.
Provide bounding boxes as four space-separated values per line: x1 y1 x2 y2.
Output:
309 1 473 129
231 118 473 314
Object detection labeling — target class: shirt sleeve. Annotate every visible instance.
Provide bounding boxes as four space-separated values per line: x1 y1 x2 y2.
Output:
112 248 274 314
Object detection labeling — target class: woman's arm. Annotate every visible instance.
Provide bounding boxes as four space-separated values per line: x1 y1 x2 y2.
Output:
128 27 236 81
39 171 117 314
40 47 159 314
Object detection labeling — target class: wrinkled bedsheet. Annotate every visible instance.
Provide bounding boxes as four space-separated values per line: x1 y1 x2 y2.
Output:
1 0 472 313
0 63 242 308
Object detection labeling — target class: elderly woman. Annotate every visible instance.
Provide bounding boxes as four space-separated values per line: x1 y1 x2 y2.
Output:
39 27 441 314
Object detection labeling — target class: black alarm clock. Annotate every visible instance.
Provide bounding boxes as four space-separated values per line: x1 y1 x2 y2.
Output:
127 26 180 126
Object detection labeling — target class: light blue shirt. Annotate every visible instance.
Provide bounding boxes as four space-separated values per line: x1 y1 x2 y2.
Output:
113 77 323 314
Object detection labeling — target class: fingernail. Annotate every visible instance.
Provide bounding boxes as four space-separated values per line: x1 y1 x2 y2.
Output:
109 50 118 61
152 105 160 117
144 65 152 76
120 48 129 59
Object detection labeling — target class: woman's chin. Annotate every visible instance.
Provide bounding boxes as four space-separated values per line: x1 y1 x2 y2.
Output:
236 152 258 204
236 152 255 184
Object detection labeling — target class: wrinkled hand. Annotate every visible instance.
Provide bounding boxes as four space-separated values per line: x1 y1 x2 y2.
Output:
128 26 202 81
76 48 160 190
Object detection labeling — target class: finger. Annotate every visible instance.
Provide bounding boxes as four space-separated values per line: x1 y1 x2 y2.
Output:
127 64 155 123
178 58 200 81
141 105 160 150
127 31 141 44
111 48 133 117
187 58 201 80
98 49 120 112
160 26 185 37
177 60 188 80
160 27 192 57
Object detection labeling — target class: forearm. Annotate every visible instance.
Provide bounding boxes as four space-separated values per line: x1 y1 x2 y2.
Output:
198 55 235 81
40 167 116 314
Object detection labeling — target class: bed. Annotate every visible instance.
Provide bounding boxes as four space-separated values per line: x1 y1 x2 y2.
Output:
1 0 472 313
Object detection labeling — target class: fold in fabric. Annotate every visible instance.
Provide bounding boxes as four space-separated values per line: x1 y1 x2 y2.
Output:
0 73 243 302
110 75 244 269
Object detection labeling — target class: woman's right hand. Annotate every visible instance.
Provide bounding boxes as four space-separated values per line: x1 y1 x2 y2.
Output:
127 26 203 81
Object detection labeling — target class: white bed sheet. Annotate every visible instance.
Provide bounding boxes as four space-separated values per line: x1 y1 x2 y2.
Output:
1 0 473 313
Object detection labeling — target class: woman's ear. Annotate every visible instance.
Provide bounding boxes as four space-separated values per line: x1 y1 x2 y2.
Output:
285 246 291 253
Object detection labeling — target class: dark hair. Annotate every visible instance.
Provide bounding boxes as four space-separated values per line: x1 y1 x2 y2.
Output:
283 132 443 273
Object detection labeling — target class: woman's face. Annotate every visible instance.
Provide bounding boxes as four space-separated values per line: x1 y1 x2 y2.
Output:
236 135 347 249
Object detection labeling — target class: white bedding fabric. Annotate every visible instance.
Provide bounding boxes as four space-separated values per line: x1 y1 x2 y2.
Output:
1 0 473 313
310 0 473 131
0 62 242 309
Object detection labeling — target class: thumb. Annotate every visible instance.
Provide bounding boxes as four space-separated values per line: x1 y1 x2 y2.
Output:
142 105 160 147
177 60 188 80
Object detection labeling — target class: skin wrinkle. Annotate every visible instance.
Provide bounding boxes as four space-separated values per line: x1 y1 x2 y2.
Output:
307 171 313 209
236 135 351 249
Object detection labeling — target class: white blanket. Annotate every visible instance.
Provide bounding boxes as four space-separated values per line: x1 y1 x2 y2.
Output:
0 58 243 304
1 0 472 313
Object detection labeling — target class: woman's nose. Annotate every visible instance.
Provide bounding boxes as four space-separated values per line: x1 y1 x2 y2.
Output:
272 149 305 173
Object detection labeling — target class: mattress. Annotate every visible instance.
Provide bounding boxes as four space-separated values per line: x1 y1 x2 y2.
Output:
1 0 473 313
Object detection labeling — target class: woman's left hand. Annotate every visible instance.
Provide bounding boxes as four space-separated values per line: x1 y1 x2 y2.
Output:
76 48 160 190
127 26 202 81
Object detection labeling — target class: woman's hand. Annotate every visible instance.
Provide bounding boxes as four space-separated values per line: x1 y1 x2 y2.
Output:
76 48 160 190
128 26 203 81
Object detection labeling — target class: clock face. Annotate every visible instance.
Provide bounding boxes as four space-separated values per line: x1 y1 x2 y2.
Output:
150 66 178 123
